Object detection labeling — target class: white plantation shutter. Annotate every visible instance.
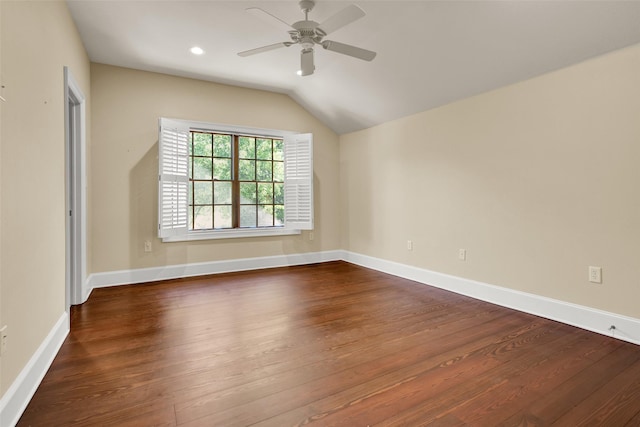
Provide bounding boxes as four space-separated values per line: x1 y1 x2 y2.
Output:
158 118 189 238
284 133 313 230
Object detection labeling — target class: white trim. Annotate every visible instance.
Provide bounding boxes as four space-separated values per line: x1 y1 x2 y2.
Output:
87 250 344 288
162 227 301 242
176 117 297 139
64 67 88 306
343 251 640 346
0 313 69 427
82 282 93 304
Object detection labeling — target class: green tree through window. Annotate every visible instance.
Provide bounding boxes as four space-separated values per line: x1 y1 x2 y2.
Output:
188 131 285 230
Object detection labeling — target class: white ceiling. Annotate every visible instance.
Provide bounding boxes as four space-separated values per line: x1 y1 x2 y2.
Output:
67 1 640 135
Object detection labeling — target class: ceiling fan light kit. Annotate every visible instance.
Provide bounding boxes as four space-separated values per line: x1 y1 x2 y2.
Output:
238 0 377 76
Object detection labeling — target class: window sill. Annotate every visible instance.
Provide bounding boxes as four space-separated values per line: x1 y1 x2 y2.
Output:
162 227 301 242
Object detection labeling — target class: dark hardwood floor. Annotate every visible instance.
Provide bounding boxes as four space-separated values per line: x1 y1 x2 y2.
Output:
18 261 640 426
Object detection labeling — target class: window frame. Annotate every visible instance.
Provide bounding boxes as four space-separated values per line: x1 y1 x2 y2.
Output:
158 118 313 242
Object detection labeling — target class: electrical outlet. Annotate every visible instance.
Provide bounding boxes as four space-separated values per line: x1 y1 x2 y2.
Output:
458 249 466 261
0 325 8 356
144 241 152 252
309 232 314 241
407 240 413 251
589 266 602 283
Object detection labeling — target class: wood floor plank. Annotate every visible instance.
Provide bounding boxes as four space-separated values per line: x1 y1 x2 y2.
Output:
170 302 509 423
175 312 525 425
499 339 634 426
553 354 640 426
338 321 580 427
444 331 617 425
16 261 640 426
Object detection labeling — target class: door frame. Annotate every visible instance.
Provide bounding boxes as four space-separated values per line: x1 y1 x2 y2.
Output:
64 67 88 309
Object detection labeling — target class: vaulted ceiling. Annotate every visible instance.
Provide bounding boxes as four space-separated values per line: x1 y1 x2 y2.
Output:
67 1 640 134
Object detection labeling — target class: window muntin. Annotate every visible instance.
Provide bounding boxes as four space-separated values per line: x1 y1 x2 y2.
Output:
188 132 284 231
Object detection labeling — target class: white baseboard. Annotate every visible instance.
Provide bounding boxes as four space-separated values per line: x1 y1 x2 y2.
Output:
343 251 640 345
82 284 93 305
3 250 640 426
0 312 69 427
87 250 344 289
87 249 640 345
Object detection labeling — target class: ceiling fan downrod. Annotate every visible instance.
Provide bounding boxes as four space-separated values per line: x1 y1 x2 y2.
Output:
299 0 316 19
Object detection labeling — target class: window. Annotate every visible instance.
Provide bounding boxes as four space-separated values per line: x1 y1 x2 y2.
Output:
189 132 284 230
158 118 313 241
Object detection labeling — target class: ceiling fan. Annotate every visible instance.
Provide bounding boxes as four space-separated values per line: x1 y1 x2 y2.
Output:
238 0 376 76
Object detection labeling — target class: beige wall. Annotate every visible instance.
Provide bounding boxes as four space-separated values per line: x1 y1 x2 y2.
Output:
0 1 90 396
90 64 340 274
341 43 640 319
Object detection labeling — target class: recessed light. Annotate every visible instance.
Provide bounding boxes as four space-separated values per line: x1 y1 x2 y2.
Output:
190 46 204 55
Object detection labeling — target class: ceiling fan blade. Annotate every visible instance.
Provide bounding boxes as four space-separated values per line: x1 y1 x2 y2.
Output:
246 7 293 32
300 48 315 76
238 42 292 57
317 4 365 35
321 40 376 61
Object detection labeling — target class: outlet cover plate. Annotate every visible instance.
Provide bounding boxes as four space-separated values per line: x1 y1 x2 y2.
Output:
589 266 602 284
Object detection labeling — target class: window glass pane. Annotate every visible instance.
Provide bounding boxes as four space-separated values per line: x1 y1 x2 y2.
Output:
193 157 212 179
214 181 232 204
258 183 273 204
274 205 284 225
188 182 193 204
239 136 255 159
274 183 284 204
193 133 212 156
273 139 283 161
214 206 232 229
193 205 212 229
240 182 257 204
214 158 232 180
256 138 272 160
188 206 193 229
256 161 272 181
214 134 232 157
273 161 284 182
193 181 212 204
258 205 274 227
239 159 255 181
240 205 257 227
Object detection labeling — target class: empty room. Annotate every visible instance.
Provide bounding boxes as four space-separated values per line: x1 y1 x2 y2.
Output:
2 0 640 425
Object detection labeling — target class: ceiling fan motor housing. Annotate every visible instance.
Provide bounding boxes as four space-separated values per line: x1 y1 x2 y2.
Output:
291 21 324 48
